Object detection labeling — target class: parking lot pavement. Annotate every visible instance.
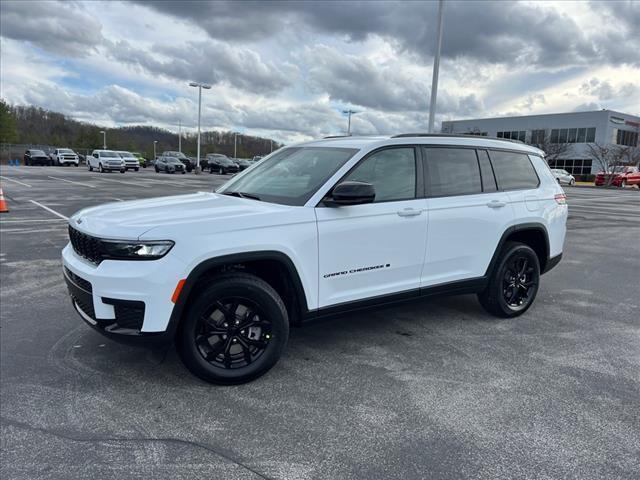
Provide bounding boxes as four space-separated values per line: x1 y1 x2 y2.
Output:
1 168 639 480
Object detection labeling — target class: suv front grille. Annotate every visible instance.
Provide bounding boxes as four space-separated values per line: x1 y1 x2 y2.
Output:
68 226 103 264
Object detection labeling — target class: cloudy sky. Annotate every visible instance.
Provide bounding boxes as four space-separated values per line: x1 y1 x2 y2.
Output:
1 0 639 142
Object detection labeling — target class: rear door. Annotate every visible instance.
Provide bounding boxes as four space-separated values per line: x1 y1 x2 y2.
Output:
316 146 428 307
421 147 514 286
489 149 542 217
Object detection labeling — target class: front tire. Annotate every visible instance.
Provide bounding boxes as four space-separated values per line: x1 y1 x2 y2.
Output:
569 178 575 186
177 273 289 385
98 163 104 173
478 242 540 318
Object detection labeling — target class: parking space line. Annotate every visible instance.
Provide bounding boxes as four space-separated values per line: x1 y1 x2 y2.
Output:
2 227 68 234
29 200 69 220
0 175 32 187
0 218 66 224
95 177 152 188
48 176 96 188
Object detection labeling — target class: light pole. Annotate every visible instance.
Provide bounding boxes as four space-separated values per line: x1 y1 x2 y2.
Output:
99 130 106 149
342 109 358 135
428 0 445 133
178 120 182 153
234 132 237 159
153 140 158 161
189 81 212 174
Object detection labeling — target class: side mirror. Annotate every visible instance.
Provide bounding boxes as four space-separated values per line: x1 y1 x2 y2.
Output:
325 181 376 206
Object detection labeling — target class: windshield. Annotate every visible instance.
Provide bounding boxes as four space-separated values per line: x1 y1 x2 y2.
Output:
166 151 187 159
118 151 135 158
166 157 183 164
613 166 629 173
101 151 120 158
59 149 74 154
218 147 359 206
31 150 46 156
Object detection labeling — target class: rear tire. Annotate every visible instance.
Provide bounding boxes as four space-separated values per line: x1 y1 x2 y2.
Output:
478 241 540 318
177 273 289 385
621 179 627 188
569 178 575 186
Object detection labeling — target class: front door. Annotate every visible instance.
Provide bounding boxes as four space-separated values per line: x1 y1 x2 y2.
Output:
316 146 428 308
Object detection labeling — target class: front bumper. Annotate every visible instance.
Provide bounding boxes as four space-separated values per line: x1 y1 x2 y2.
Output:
62 244 188 345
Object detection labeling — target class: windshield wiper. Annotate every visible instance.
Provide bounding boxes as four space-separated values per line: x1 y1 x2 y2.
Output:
222 191 261 201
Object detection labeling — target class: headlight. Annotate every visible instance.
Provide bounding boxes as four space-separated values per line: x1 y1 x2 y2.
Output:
101 240 174 260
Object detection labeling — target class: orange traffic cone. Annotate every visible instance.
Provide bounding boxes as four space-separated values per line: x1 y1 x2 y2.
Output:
0 188 9 213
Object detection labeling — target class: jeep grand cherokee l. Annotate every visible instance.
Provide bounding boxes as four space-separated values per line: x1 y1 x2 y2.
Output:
62 135 567 384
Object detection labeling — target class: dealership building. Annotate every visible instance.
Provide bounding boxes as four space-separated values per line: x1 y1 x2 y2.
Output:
441 110 640 175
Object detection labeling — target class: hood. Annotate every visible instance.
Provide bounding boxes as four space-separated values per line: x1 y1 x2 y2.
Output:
69 192 294 239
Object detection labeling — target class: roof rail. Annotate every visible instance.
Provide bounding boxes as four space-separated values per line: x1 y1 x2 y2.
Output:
323 135 352 139
391 133 525 144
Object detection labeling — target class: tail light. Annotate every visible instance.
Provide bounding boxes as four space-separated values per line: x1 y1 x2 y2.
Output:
554 193 567 205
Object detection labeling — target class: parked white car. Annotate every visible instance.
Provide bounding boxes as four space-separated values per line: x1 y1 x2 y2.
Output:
117 151 141 171
63 134 567 384
550 169 575 186
87 150 125 173
51 148 79 166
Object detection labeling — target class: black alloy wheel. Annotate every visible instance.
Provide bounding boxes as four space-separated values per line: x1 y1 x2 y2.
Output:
177 273 289 384
478 242 540 318
195 298 272 370
501 255 537 309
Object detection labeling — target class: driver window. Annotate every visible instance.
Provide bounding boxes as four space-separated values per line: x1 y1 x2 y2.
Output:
343 148 416 202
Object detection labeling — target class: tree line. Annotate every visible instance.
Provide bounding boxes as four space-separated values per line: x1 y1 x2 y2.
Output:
0 99 281 159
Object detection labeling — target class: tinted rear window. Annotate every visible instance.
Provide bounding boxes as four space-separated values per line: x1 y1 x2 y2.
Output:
489 151 539 190
424 148 482 197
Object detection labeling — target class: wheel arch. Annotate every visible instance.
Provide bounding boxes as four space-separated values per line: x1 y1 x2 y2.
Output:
167 251 309 338
485 223 550 277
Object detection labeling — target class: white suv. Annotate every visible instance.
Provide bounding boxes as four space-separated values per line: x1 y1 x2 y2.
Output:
51 148 80 166
62 135 567 384
88 150 126 173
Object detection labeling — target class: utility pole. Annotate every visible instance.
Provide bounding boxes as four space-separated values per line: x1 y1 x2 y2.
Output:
428 0 445 133
99 130 106 149
153 140 157 160
234 132 237 159
189 81 212 173
178 120 182 153
342 109 358 135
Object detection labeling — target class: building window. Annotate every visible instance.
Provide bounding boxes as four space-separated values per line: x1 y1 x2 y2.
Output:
497 130 526 141
615 129 639 147
549 159 594 175
550 127 596 143
531 129 546 144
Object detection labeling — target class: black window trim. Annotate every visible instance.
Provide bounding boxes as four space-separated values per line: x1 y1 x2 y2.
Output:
487 149 541 192
317 144 424 207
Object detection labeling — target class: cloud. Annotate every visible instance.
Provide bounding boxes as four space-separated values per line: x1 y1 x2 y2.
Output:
134 0 636 68
579 78 639 102
107 39 296 94
0 0 103 57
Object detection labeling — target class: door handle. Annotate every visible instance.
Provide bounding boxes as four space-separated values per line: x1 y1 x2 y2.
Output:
487 200 506 208
397 208 423 217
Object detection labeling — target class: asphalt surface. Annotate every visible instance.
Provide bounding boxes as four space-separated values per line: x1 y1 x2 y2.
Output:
1 165 639 480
